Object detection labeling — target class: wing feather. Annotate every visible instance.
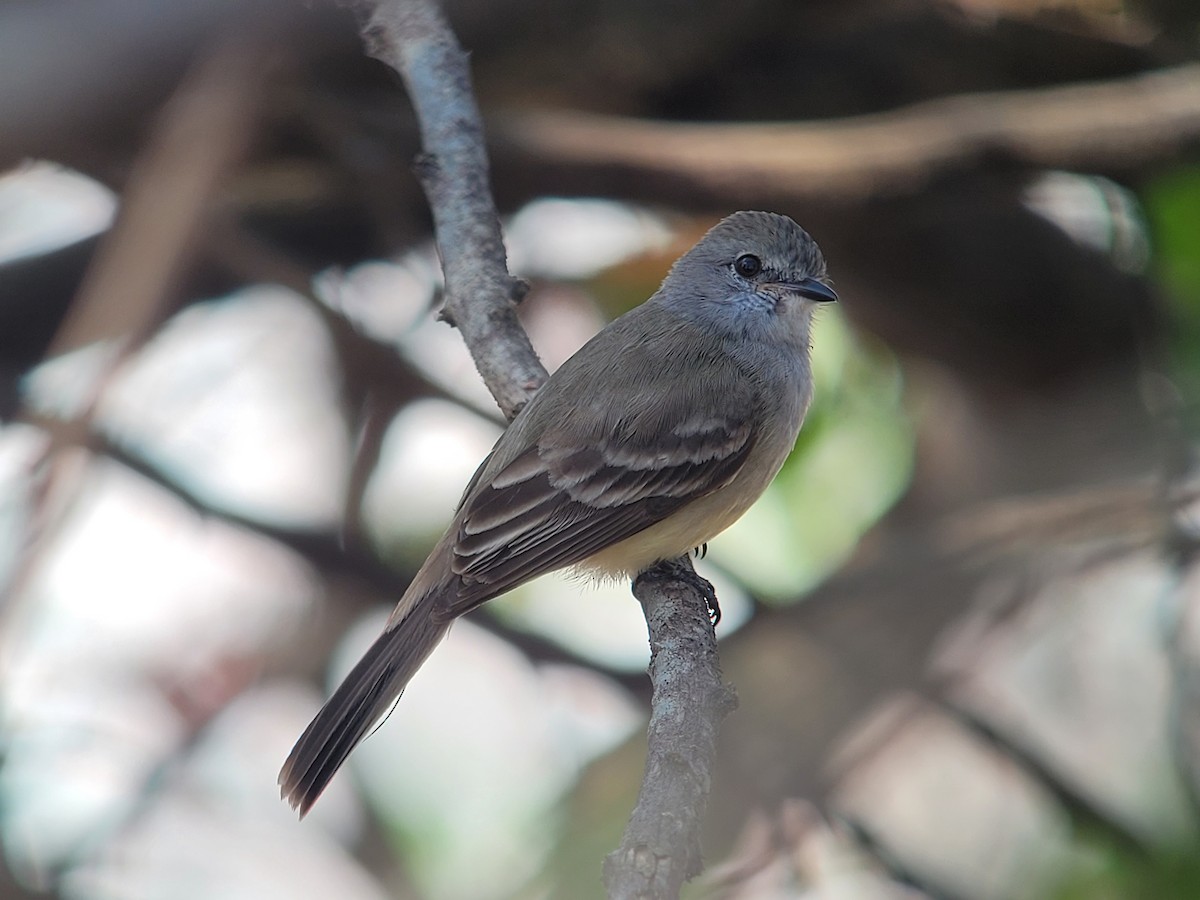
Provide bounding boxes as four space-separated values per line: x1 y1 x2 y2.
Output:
435 417 755 619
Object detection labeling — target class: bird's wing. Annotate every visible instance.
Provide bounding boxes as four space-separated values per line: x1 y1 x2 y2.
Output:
436 412 756 620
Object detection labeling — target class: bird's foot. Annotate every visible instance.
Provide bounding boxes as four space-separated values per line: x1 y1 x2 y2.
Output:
636 557 721 627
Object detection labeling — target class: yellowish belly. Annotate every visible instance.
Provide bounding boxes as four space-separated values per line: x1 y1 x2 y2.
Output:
577 480 761 580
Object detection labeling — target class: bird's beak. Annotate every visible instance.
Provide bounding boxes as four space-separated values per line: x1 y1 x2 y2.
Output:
792 277 838 303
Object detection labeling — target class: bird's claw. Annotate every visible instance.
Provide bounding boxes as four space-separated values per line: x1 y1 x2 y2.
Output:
635 558 722 627
700 579 721 627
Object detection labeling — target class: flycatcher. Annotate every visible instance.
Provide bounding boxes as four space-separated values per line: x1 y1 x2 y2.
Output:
280 210 836 814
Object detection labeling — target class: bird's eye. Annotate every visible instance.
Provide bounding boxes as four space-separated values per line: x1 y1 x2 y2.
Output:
734 254 762 278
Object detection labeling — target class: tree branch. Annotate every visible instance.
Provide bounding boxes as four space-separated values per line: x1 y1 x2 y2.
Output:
355 0 546 420
493 63 1200 208
353 2 736 895
605 557 738 899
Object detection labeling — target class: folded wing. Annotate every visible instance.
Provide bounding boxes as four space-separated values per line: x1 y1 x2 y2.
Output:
436 415 756 620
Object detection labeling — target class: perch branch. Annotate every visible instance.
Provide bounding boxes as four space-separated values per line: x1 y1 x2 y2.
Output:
356 0 546 420
604 557 738 899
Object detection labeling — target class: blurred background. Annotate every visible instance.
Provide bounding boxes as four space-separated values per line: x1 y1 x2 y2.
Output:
1 0 1199 897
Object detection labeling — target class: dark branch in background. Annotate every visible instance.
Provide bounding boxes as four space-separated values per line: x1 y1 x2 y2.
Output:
493 63 1200 208
934 696 1153 856
839 816 967 900
353 1 734 895
205 220 448 546
20 407 651 694
357 0 546 420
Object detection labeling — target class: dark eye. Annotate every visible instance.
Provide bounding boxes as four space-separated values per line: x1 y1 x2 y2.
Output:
734 254 762 278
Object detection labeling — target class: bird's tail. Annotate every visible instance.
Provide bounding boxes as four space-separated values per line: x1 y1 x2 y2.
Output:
278 590 449 816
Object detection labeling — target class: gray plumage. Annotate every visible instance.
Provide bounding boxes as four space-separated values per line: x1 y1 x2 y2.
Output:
279 210 835 815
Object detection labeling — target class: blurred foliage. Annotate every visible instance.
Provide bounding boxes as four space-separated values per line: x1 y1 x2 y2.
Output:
1143 165 1200 422
1049 834 1200 900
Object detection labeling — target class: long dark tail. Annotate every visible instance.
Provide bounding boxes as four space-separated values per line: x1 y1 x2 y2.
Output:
279 592 449 816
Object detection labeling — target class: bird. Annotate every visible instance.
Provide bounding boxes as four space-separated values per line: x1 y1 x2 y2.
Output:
279 210 837 815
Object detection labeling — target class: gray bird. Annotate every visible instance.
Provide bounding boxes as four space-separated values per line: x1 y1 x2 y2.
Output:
279 210 836 815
